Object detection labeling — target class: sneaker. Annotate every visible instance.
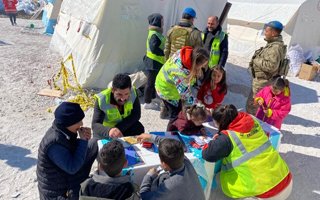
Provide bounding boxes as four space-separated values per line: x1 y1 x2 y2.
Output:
143 102 159 110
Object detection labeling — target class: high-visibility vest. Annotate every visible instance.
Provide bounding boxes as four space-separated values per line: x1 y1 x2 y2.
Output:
202 31 225 68
146 30 165 64
95 88 136 127
220 118 290 198
155 50 192 102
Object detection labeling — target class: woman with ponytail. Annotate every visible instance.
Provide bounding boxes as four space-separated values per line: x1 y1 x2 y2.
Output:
155 46 209 121
202 104 292 199
255 77 291 129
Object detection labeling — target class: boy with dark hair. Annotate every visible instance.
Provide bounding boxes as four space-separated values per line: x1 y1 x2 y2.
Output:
80 140 135 200
137 134 205 200
158 139 184 170
92 73 144 139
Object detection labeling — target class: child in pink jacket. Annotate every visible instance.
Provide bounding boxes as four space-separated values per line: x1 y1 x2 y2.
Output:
255 77 291 129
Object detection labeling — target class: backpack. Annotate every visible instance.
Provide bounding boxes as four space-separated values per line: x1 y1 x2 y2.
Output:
169 26 194 56
278 45 290 77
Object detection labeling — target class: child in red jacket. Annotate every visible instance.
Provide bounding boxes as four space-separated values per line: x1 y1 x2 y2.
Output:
3 0 18 26
255 77 291 129
197 66 227 109
167 104 208 135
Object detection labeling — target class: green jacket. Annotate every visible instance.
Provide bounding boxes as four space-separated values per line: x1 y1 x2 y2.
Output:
250 36 285 80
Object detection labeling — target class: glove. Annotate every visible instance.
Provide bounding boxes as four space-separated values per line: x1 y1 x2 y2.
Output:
254 97 264 106
284 87 290 97
265 108 273 118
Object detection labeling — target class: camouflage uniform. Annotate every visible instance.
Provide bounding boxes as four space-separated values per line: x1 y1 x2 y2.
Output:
246 36 285 114
164 19 202 60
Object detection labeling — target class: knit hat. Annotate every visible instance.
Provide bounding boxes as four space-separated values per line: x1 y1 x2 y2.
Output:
148 13 163 28
183 7 196 18
54 102 85 127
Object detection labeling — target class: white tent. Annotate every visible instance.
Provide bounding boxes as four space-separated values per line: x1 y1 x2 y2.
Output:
228 0 320 58
50 0 227 89
42 0 63 34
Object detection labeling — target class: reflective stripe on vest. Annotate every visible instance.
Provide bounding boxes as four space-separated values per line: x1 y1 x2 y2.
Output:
220 118 290 198
208 31 225 68
95 88 136 127
221 130 272 171
146 30 165 64
155 50 189 101
161 53 184 84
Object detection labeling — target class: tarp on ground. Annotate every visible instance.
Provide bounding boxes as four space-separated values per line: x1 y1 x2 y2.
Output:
50 0 227 89
16 0 44 15
227 0 320 58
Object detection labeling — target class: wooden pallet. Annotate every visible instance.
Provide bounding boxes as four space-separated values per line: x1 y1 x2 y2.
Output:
37 88 63 97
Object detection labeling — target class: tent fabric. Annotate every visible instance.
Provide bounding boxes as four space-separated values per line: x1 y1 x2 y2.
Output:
50 0 227 89
42 0 63 34
228 0 320 58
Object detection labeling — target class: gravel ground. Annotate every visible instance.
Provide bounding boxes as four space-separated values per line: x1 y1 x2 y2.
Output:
0 18 319 200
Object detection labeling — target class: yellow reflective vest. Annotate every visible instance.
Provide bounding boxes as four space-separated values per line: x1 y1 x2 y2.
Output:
220 119 290 198
155 51 195 104
146 30 165 64
95 88 136 127
202 31 225 68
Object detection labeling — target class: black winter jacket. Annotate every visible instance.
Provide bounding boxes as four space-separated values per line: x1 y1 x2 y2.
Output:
37 123 87 200
80 171 134 200
143 27 165 71
202 25 229 67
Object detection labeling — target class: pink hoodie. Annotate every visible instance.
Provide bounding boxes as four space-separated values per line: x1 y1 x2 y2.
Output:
255 86 291 129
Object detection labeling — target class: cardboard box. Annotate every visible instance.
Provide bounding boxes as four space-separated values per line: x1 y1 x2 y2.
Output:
299 64 318 81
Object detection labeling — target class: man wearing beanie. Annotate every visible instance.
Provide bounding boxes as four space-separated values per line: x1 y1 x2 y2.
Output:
143 13 165 110
37 102 98 200
92 73 145 139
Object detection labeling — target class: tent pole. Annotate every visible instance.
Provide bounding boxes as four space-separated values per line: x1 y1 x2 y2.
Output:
219 2 232 25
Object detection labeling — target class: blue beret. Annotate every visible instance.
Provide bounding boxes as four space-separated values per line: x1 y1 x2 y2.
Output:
183 7 196 18
265 21 284 31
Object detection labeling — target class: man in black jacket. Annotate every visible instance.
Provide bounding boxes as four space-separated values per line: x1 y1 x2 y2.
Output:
202 16 229 68
92 74 144 139
37 102 98 200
